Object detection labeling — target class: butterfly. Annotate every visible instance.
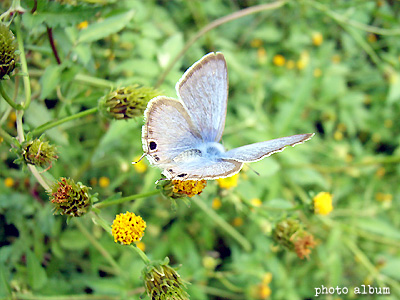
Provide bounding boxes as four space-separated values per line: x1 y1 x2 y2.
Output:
142 52 314 180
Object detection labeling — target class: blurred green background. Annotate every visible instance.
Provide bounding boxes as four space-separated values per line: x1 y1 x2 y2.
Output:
0 0 399 299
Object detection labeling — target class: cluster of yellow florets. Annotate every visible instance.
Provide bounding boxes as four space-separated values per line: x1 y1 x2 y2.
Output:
313 192 334 215
111 211 146 245
172 179 207 197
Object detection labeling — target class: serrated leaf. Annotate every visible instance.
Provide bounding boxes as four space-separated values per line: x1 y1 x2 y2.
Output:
77 10 135 43
26 250 47 290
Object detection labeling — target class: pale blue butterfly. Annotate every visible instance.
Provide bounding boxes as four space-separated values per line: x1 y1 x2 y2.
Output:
142 52 314 180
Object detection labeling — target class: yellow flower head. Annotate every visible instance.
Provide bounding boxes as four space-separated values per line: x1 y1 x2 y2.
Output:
375 192 392 202
297 51 310 70
251 198 262 207
99 176 110 188
77 21 89 30
273 54 285 67
133 155 147 173
313 192 333 215
172 180 207 197
111 211 146 245
216 173 239 189
212 197 222 209
4 177 14 187
312 32 323 46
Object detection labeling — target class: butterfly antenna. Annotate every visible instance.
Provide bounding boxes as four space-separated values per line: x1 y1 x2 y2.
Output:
132 153 146 164
246 164 260 176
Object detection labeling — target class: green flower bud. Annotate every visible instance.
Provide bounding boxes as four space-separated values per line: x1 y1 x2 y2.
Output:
0 23 17 80
49 178 92 217
142 257 189 300
99 85 161 120
22 137 58 169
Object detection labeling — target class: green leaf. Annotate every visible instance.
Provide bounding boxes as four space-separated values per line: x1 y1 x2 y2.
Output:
22 1 101 28
26 250 47 290
59 229 90 250
77 10 135 43
40 65 63 99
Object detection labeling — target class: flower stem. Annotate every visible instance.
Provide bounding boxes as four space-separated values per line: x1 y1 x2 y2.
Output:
155 0 286 87
74 218 123 275
31 107 99 136
0 81 23 110
94 190 160 209
0 126 14 145
129 244 150 265
193 198 252 252
74 73 115 88
15 14 32 109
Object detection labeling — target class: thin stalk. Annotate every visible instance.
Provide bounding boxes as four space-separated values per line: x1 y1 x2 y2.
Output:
15 14 31 109
129 243 150 265
192 198 252 252
155 0 286 87
31 107 98 136
74 218 123 275
0 81 23 110
94 190 160 209
0 126 14 145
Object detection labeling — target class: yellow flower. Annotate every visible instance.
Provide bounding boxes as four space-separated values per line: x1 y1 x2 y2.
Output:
251 198 262 207
313 192 333 215
212 197 222 209
262 272 272 285
77 21 89 30
313 68 322 77
4 177 14 187
133 155 147 173
286 59 295 69
216 173 239 189
172 180 207 197
333 130 343 141
232 217 243 227
99 176 110 188
312 32 323 46
375 193 392 202
297 51 309 70
111 211 146 245
273 54 285 66
257 284 271 299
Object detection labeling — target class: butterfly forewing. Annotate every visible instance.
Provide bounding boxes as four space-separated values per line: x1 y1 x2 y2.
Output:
142 96 203 166
177 52 228 143
223 133 314 162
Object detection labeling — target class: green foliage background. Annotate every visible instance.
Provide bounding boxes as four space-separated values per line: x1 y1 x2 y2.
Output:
1 0 399 299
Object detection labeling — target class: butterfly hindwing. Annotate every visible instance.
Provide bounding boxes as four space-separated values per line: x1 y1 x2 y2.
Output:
222 133 314 162
177 52 228 143
162 156 243 180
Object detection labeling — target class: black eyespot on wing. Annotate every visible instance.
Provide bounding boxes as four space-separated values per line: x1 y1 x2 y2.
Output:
177 173 187 178
149 141 157 150
154 155 160 162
